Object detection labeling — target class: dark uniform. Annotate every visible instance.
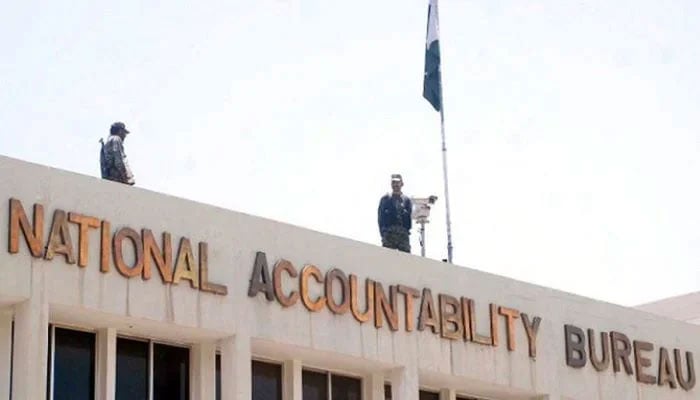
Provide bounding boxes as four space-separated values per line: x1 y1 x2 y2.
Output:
378 192 412 253
100 122 135 185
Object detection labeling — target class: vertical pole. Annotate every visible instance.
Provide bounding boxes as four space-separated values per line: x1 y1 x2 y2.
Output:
362 372 385 400
435 0 454 264
439 106 453 263
190 342 216 400
420 222 426 257
96 328 117 400
12 293 50 399
439 388 456 400
0 310 12 400
390 366 419 400
282 359 302 400
221 334 252 400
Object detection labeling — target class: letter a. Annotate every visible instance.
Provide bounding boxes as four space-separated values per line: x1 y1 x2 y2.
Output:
248 252 274 301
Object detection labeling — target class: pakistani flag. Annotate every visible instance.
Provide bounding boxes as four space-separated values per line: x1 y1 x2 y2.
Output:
423 0 442 112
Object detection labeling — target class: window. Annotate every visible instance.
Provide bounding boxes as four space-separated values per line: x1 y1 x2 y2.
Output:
215 358 282 400
331 374 361 400
115 338 190 400
216 353 222 400
48 327 96 400
116 338 149 400
153 343 189 400
384 384 391 400
9 320 14 398
419 391 482 400
303 370 328 400
253 360 283 400
302 369 362 400
419 390 439 400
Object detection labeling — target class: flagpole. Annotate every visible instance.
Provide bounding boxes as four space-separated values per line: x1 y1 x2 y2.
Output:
424 0 453 263
438 86 454 263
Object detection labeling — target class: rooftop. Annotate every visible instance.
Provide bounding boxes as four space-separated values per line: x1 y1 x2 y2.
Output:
637 291 700 325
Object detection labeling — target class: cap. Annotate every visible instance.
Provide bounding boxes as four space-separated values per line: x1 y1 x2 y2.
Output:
110 122 130 135
391 174 403 182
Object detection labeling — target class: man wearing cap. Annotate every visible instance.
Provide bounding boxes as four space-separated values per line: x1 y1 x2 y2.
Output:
377 174 413 253
100 122 135 185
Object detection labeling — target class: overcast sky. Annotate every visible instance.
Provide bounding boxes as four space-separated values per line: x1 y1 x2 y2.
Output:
1 0 698 306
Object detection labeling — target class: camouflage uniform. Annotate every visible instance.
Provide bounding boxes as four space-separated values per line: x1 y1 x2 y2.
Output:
382 225 411 253
378 193 412 253
101 134 135 185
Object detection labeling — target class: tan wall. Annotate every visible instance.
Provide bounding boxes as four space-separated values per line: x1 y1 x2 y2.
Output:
0 155 698 400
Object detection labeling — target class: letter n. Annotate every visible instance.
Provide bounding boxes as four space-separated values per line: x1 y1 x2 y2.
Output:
8 199 44 257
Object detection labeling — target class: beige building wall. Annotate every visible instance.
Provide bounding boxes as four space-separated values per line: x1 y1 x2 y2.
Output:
0 155 698 400
638 292 700 325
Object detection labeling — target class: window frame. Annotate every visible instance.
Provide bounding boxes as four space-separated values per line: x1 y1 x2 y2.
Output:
216 355 285 400
46 331 193 400
418 389 440 400
115 334 191 400
251 358 284 400
47 324 98 400
115 336 150 400
301 365 363 400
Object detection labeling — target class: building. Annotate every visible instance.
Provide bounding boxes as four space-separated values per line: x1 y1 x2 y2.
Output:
0 154 698 400
638 292 700 326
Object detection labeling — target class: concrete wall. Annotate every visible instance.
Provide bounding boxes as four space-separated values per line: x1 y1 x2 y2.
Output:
638 292 700 325
0 155 699 400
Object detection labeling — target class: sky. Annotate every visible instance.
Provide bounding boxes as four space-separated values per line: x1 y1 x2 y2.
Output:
1 0 698 306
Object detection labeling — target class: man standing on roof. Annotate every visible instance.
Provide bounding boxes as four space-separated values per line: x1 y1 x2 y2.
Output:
378 174 413 253
100 122 135 185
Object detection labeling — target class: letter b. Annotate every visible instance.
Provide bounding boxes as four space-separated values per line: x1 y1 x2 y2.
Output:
565 324 588 368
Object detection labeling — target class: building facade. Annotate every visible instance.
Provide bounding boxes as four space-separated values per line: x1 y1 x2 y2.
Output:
0 155 698 400
638 292 700 326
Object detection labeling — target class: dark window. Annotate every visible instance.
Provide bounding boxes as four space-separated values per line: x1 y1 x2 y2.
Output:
153 343 189 400
384 384 391 400
216 353 221 400
419 391 440 400
253 360 283 400
51 328 95 400
46 325 52 400
302 370 328 400
331 374 361 400
10 320 13 399
116 338 149 400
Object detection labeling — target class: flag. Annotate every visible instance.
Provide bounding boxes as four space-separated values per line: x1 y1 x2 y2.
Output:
423 0 442 112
